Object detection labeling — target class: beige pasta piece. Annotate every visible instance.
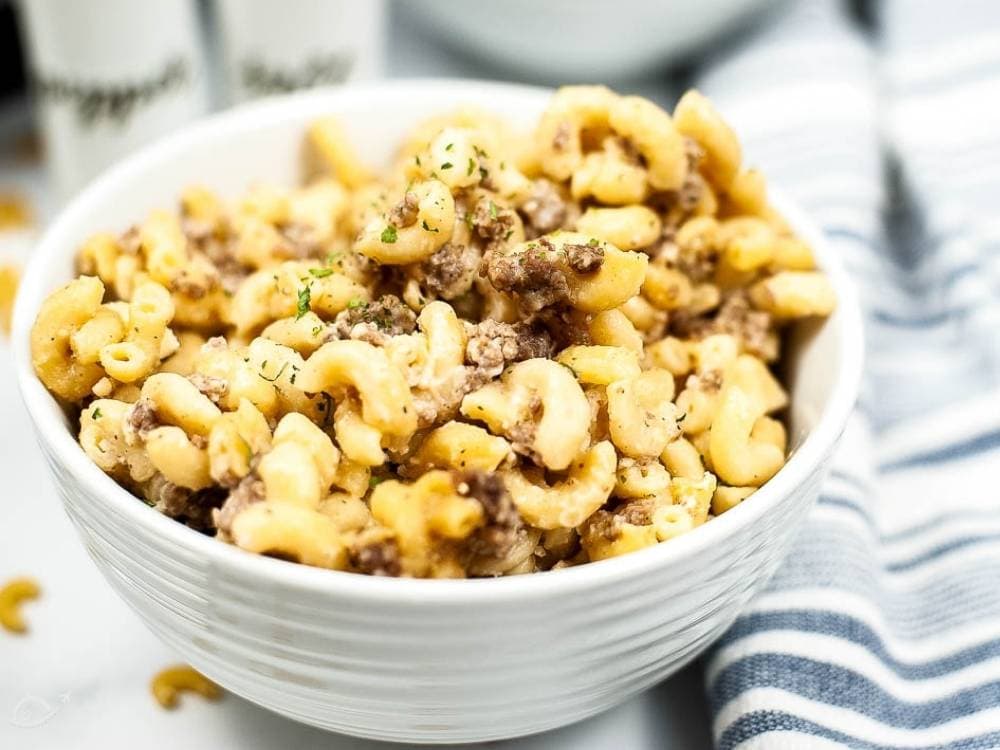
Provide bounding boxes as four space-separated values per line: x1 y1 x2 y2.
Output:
588 309 644 353
607 369 681 458
575 206 662 251
0 263 19 335
299 339 417 438
614 456 671 499
652 503 696 541
462 358 591 471
207 400 271 486
570 143 649 205
230 502 350 569
99 280 175 383
407 422 512 474
660 436 705 480
719 217 777 272
334 396 386 466
261 312 329 356
535 85 617 181
229 261 369 337
709 384 784 487
644 336 692 376
138 373 222 436
581 514 659 562
79 399 155 482
70 305 126 365
257 412 340 507
726 168 768 216
145 426 212 490
30 276 106 402
151 665 222 709
750 271 836 317
642 264 694 312
0 577 40 634
608 95 688 191
670 472 717 526
139 210 189 286
673 90 742 189
355 180 455 264
307 116 373 188
557 345 641 385
712 485 756 515
505 441 617 529
370 471 485 577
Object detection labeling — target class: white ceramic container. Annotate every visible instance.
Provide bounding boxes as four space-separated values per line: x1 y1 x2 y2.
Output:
398 0 778 81
11 80 863 745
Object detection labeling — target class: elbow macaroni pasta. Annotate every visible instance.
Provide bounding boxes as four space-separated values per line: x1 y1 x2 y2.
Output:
31 86 833 577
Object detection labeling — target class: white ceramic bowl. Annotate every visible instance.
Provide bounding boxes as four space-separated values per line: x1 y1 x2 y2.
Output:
399 0 778 80
12 80 863 745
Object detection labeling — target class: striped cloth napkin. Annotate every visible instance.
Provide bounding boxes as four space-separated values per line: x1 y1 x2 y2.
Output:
696 0 1000 747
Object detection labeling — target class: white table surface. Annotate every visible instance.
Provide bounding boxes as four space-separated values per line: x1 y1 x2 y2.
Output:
0 8 715 747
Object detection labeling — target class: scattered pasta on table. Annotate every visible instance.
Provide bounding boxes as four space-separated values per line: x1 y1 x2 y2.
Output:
30 86 834 578
0 263 19 335
0 577 40 634
150 665 222 709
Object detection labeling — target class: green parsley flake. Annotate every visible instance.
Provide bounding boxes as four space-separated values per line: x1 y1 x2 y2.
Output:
466 157 475 176
381 225 398 244
295 285 311 319
587 237 599 247
445 143 454 151
421 219 439 233
369 476 384 489
347 297 366 310
311 325 322 336
309 267 334 278
259 362 289 383
489 201 498 220
91 407 102 419
440 162 453 170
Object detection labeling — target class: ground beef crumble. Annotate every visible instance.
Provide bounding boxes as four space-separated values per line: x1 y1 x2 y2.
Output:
552 122 572 151
276 222 323 259
188 373 228 404
126 398 158 439
464 319 554 380
328 294 417 344
615 498 657 526
483 237 604 313
213 475 265 540
455 471 522 559
531 305 593 350
470 197 516 242
677 137 706 212
350 537 402 576
564 242 604 273
519 179 569 238
417 242 481 300
388 191 419 228
484 250 570 312
146 474 225 533
671 290 776 360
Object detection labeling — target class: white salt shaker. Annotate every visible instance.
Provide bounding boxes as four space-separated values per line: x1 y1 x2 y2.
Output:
215 0 384 105
18 0 209 200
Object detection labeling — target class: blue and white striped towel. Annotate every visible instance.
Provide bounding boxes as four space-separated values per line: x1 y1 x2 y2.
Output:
696 0 1000 747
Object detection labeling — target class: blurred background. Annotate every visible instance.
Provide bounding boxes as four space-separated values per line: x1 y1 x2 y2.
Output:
0 0 788 214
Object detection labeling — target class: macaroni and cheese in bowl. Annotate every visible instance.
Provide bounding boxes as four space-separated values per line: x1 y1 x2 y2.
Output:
13 81 862 742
